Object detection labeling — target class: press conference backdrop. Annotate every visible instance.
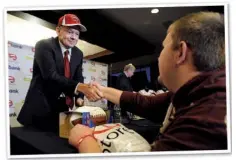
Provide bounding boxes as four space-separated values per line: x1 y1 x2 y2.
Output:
8 41 108 127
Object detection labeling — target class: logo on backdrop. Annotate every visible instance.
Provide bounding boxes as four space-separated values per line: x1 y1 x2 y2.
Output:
25 54 34 60
8 53 17 61
88 61 96 72
9 65 20 71
24 75 32 82
101 70 106 76
9 100 17 117
10 112 17 117
91 62 95 66
9 100 13 108
98 76 107 83
9 42 22 49
91 76 96 81
9 76 15 84
88 67 96 72
9 89 19 94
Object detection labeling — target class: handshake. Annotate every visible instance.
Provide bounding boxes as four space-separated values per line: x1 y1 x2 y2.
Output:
77 82 104 102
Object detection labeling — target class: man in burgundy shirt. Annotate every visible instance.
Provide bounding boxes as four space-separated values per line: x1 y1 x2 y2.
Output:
68 11 227 152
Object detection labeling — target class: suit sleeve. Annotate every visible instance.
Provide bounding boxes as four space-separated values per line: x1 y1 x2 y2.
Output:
120 78 130 91
74 54 84 100
120 91 172 123
117 77 132 91
34 40 78 95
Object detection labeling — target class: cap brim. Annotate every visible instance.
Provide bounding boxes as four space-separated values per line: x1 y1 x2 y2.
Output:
78 24 87 32
62 24 87 32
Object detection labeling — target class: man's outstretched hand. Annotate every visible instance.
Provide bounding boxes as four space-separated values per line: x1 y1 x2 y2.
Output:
77 83 104 101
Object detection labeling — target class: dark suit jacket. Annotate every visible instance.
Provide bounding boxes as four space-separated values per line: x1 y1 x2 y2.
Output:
116 73 133 92
17 37 84 132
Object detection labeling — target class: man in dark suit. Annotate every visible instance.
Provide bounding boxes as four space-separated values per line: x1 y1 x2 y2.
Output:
116 63 136 92
17 14 102 133
116 64 136 118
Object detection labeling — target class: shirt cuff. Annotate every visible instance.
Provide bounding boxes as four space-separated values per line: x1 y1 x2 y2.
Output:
74 83 80 95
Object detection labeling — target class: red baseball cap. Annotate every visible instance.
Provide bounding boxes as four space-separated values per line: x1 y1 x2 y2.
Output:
58 14 87 32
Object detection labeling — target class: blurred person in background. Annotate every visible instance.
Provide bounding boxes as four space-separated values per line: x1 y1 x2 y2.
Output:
115 63 136 120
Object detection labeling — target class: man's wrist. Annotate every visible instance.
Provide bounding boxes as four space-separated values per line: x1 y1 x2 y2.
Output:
101 86 108 99
77 136 101 153
76 134 94 146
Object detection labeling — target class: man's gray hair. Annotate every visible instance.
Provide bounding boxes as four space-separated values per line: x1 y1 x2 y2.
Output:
124 63 136 71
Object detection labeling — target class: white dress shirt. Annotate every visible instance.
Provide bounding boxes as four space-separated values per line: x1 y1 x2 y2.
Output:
58 41 81 100
59 41 72 61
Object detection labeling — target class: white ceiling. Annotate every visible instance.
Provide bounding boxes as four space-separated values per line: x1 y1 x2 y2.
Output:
6 14 109 57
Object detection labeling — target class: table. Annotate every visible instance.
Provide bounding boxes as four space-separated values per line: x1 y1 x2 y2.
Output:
123 119 161 143
10 127 77 155
10 120 161 155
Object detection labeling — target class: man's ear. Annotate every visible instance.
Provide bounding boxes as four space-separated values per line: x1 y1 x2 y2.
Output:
56 26 60 36
176 41 188 65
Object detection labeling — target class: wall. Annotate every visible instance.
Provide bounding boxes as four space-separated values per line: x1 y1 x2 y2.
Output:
8 41 108 127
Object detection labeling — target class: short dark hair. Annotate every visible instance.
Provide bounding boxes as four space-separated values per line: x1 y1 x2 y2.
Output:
169 12 225 71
